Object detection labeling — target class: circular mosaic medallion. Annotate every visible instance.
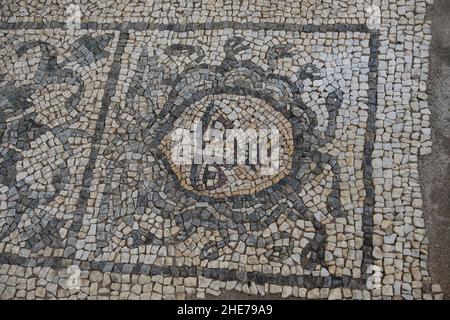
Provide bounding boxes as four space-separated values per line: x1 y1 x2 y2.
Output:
159 93 294 199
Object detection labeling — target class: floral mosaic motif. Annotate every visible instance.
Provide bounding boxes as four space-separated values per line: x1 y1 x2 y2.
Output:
0 32 115 250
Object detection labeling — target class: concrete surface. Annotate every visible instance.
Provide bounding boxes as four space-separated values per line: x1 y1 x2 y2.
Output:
420 0 450 299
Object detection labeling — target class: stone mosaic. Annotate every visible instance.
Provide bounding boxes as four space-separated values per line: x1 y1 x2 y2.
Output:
0 0 444 300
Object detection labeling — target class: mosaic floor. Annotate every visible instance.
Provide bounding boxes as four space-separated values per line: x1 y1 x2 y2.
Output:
0 0 445 299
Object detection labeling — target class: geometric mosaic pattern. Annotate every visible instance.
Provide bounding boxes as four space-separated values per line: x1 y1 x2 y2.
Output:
0 0 444 299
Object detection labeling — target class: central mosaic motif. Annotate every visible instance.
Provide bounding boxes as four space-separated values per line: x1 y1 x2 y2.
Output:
159 92 295 198
77 27 377 288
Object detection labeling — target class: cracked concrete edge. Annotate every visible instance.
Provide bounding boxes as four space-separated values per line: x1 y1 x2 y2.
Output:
420 0 450 299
